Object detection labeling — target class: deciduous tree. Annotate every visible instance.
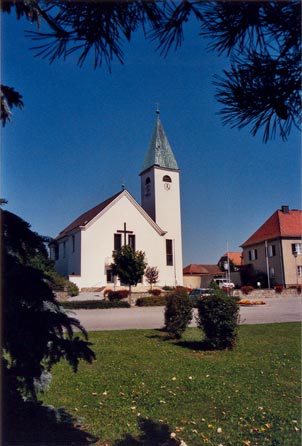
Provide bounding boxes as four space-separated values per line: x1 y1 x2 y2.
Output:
144 266 159 290
111 245 146 294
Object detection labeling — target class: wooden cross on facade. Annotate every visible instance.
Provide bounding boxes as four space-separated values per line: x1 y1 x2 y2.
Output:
117 222 133 246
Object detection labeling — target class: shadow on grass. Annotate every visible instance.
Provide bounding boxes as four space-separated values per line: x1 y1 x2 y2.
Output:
114 417 181 446
3 398 98 446
146 330 173 342
175 339 215 351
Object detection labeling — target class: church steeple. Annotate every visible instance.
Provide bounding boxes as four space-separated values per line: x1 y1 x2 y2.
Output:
141 112 179 174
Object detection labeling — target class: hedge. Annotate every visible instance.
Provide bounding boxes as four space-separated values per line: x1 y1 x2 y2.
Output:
107 289 129 301
60 300 131 310
136 295 168 306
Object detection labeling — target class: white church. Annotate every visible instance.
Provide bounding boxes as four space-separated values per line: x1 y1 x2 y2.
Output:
50 111 183 290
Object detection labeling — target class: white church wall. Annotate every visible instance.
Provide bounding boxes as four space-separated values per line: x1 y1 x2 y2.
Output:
153 168 183 286
76 195 157 288
67 231 81 276
55 237 68 276
140 168 183 287
71 194 181 289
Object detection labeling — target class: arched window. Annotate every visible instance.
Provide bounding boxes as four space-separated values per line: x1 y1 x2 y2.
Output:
145 177 151 184
163 175 172 183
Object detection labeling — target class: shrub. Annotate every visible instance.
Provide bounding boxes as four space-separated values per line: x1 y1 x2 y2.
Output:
45 271 79 297
45 270 67 291
240 285 254 295
66 281 79 297
197 289 240 350
274 285 284 294
136 296 167 307
164 289 193 339
149 289 161 296
297 285 302 295
107 290 129 302
61 300 130 309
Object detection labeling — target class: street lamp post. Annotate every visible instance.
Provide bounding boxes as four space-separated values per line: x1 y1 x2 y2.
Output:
293 251 298 288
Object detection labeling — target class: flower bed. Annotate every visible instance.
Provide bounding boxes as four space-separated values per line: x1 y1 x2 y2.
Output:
239 299 266 306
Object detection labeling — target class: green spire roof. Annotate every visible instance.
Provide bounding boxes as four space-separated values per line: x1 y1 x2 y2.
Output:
141 113 179 172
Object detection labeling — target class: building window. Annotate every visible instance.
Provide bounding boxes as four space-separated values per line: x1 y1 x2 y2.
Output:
166 239 173 266
163 175 172 183
298 266 302 277
268 245 276 257
269 267 275 279
292 243 302 255
128 234 136 251
248 249 258 261
145 177 151 184
72 235 75 253
54 245 59 260
114 233 122 251
106 269 114 283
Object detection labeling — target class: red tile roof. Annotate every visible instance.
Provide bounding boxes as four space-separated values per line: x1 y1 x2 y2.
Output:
241 209 302 247
56 191 123 240
183 264 222 276
220 252 243 266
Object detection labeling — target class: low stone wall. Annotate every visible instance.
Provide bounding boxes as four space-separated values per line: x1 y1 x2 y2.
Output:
233 288 300 299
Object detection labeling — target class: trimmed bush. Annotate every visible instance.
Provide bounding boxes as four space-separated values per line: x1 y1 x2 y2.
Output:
197 289 240 350
61 300 130 310
274 285 284 294
164 289 193 339
66 281 79 297
148 289 161 296
240 285 254 295
107 290 129 302
162 285 173 291
136 296 168 307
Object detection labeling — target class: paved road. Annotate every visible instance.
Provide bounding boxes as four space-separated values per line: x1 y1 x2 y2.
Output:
70 296 302 331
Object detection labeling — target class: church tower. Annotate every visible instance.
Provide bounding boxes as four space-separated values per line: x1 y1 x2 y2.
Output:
140 110 183 285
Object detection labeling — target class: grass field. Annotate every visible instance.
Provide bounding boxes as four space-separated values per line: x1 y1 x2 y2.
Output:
41 323 301 446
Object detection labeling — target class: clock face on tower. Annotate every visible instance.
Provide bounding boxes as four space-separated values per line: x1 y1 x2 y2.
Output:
164 182 171 191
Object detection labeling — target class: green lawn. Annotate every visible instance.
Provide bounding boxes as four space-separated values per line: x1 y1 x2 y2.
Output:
41 323 301 446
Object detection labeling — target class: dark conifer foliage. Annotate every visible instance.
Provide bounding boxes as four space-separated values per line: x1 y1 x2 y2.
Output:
0 85 23 126
1 209 95 401
200 1 301 141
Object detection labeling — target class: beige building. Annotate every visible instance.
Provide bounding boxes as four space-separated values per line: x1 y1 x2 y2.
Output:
241 206 302 288
183 264 223 289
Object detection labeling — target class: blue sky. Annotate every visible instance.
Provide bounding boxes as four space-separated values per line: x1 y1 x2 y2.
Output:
2 12 300 266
